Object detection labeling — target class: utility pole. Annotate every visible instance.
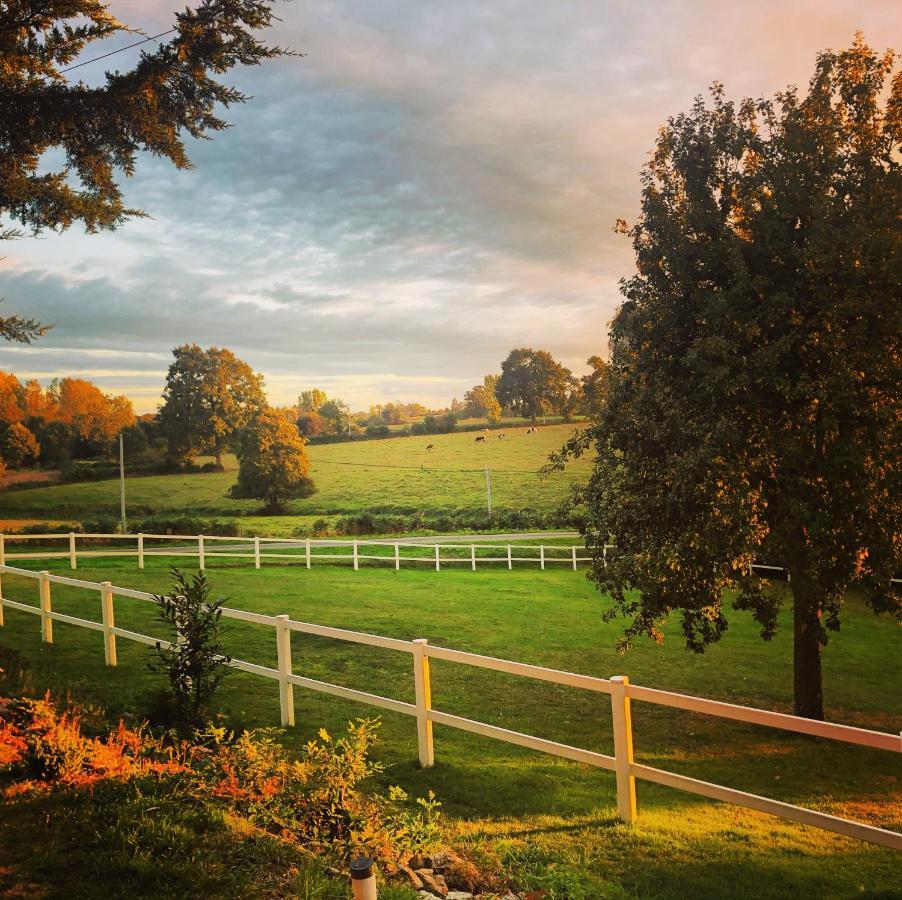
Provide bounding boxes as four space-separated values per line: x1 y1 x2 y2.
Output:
485 466 492 514
119 432 127 534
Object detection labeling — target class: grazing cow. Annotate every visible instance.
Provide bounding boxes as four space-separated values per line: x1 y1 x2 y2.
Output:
497 432 505 440
526 426 537 434
475 435 486 443
425 444 434 451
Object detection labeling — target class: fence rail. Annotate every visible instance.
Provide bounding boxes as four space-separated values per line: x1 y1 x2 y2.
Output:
0 532 819 582
0 562 898 850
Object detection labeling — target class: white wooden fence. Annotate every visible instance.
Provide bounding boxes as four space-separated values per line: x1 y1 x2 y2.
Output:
0 531 605 573
0 561 898 850
0 532 812 581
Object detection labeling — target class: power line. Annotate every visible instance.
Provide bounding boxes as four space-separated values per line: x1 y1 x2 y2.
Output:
61 29 176 73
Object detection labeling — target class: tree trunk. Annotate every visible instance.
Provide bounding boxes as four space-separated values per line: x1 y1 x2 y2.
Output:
214 446 223 469
792 583 825 720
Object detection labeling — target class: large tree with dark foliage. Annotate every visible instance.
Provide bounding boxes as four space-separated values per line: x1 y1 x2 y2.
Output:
558 38 900 719
496 348 576 420
0 0 291 341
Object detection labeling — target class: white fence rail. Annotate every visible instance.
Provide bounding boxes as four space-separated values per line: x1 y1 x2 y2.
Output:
0 532 816 581
0 562 898 850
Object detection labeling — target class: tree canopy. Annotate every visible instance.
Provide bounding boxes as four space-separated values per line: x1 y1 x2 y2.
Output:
562 38 900 719
496 348 576 420
158 344 265 466
231 407 314 512
0 0 290 341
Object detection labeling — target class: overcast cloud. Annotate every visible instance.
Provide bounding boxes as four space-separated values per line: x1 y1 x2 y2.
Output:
1 0 898 412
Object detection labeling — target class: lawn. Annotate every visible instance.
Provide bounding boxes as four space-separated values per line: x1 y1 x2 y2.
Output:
0 555 899 897
0 424 590 534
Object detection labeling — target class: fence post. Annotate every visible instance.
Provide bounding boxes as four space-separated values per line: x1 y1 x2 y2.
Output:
39 571 53 644
435 544 440 572
507 544 512 571
572 546 577 571
198 534 205 571
0 534 5 567
306 538 311 570
471 544 476 571
0 569 4 628
100 581 117 666
412 638 434 768
353 540 359 571
253 536 261 569
603 544 608 569
69 532 77 569
539 545 545 571
138 533 145 569
276 614 295 727
610 675 637 823
394 542 400 571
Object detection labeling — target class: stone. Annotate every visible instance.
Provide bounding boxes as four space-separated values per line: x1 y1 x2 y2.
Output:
417 893 441 900
445 893 474 899
401 866 424 890
417 869 449 897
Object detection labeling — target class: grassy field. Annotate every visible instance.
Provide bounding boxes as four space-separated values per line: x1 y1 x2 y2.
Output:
0 424 590 534
0 555 899 897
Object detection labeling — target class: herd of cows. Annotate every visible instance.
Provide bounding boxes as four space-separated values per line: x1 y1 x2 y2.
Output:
425 425 540 451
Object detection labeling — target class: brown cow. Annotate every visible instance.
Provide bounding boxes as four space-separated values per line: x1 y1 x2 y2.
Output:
426 444 434 451
475 435 486 443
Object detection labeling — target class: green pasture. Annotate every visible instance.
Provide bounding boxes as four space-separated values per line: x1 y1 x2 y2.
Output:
0 555 898 897
0 424 590 532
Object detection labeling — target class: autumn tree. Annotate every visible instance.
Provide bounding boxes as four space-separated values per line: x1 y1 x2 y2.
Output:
158 345 265 466
295 410 324 438
463 375 501 422
22 379 57 421
0 0 291 343
496 348 575 420
0 371 23 422
56 378 135 450
566 38 900 719
1 422 40 468
231 408 314 513
298 389 328 413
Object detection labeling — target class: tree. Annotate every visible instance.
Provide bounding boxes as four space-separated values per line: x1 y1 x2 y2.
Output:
298 389 328 413
496 348 575 420
463 375 501 422
0 0 291 343
159 345 265 466
1 422 40 468
318 398 351 435
0 371 23 422
56 377 135 451
567 38 900 720
580 356 609 416
296 410 324 438
22 379 57 421
230 408 314 513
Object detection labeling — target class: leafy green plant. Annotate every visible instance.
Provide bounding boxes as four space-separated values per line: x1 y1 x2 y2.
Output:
149 569 232 730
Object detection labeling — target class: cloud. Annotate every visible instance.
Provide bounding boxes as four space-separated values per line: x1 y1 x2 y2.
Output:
2 0 899 411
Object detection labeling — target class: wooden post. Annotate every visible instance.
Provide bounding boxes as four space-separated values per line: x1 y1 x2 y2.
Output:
394 542 400 571
39 571 53 644
471 544 476 572
435 544 440 572
69 532 77 569
306 538 311 570
138 533 145 570
198 534 205 571
253 536 261 569
353 540 359 571
611 675 637 823
539 545 545 571
0 534 5 567
276 615 295 727
507 544 512 571
0 569 4 628
572 546 577 571
603 544 608 569
100 581 117 666
412 639 434 768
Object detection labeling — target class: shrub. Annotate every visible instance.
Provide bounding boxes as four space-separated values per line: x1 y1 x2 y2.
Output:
149 569 232 730
1 422 40 468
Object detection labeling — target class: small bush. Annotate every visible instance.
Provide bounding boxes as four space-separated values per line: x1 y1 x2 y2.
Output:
149 569 232 730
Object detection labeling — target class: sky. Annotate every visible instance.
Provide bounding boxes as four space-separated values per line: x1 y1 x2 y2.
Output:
1 1 899 414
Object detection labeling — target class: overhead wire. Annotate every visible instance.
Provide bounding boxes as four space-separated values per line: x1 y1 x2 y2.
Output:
61 28 176 73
